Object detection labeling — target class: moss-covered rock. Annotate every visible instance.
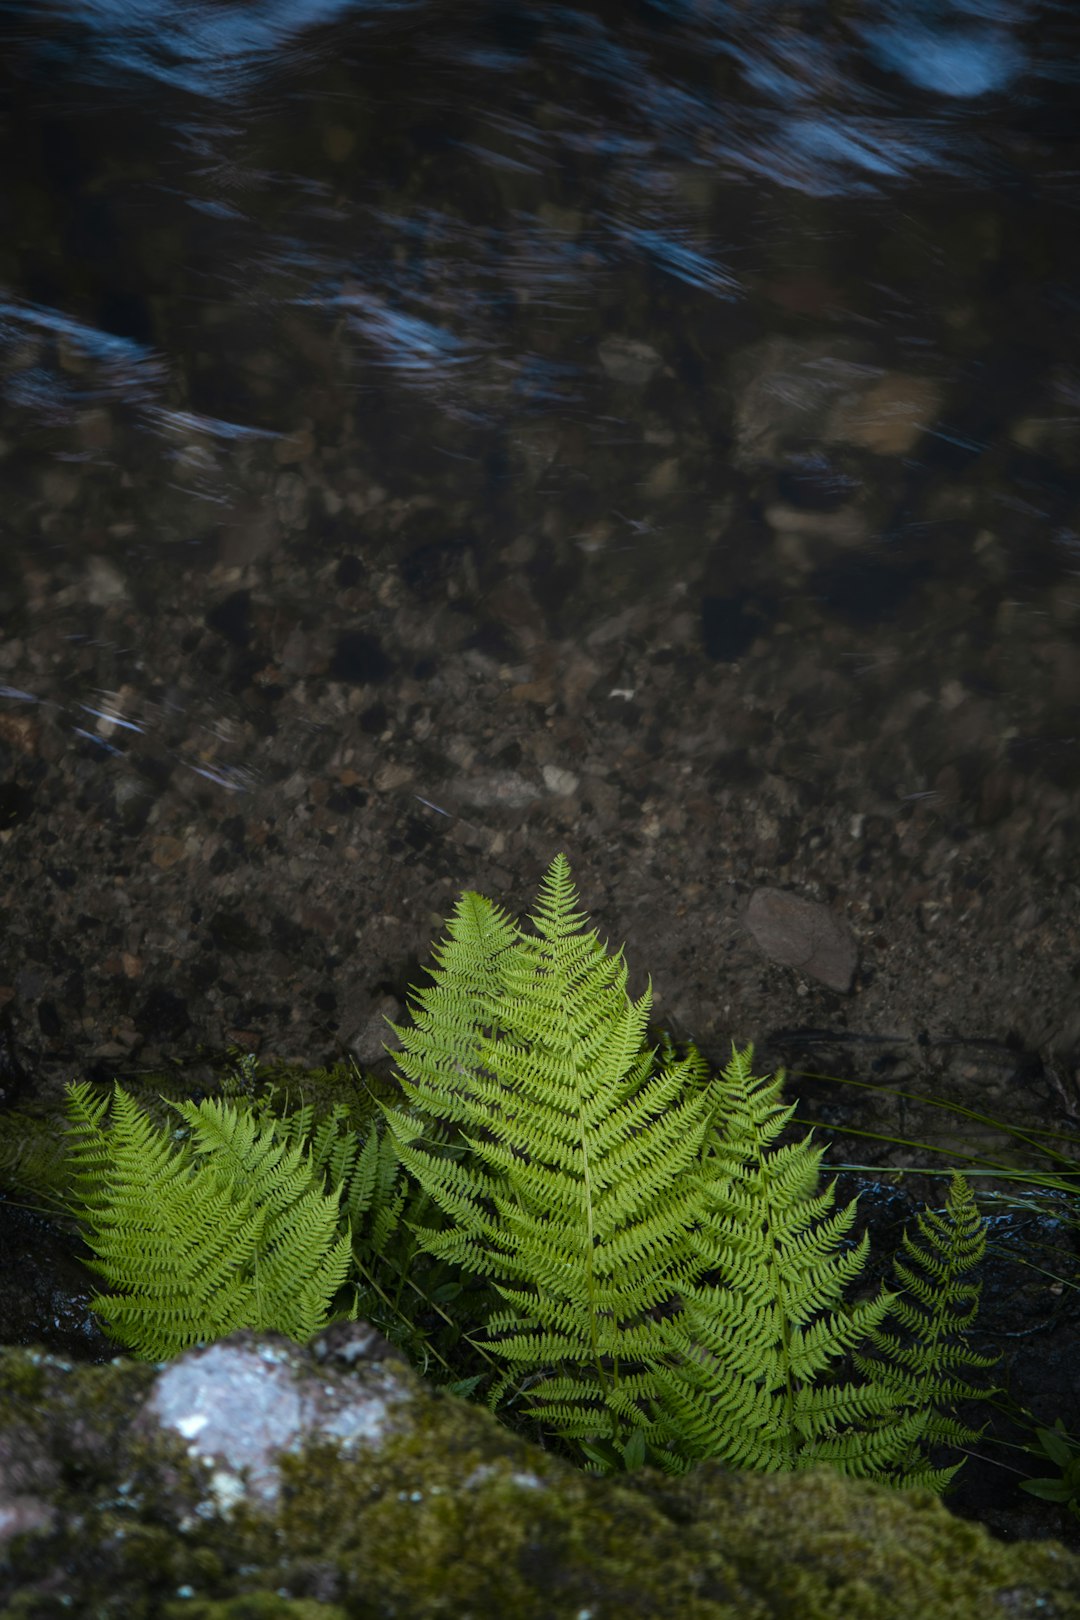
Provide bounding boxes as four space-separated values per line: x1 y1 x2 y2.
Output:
1 1326 1078 1619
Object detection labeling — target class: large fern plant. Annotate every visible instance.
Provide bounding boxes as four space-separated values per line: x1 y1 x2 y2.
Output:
384 855 996 1482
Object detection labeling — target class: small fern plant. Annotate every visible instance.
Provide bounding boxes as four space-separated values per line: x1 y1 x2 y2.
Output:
64 1082 360 1359
385 854 996 1482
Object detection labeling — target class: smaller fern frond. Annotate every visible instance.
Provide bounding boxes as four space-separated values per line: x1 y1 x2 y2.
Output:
65 1081 114 1210
654 1045 903 1476
172 1095 355 1345
306 1104 360 1198
65 1084 355 1360
853 1171 999 1490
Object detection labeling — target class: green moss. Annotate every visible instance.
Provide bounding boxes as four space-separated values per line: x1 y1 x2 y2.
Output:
276 1403 762 1620
161 1601 346 1620
0 1348 47 1410
3 1347 1080 1620
268 1390 1080 1620
654 1467 1080 1619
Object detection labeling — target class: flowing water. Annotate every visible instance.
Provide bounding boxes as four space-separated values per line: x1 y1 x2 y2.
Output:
2 0 1080 1093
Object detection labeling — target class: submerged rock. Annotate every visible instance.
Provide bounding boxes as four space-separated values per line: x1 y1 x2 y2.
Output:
1 1325 1079 1619
744 886 859 992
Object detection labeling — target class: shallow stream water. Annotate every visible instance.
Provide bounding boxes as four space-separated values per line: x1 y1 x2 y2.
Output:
4 0 1080 1114
4 0 1080 1145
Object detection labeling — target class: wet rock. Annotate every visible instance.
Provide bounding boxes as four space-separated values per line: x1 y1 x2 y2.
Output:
0 1203 114 1360
347 992 403 1070
274 472 310 531
729 336 870 466
451 769 543 809
2 1328 1079 1618
143 1335 407 1509
826 371 943 457
84 556 130 607
744 887 859 992
541 764 578 796
597 335 663 386
729 336 941 465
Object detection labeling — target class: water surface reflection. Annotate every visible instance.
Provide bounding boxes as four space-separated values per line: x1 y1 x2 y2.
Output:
0 0 1079 1102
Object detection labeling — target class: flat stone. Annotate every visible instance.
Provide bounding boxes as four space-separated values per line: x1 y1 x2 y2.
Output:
597 335 663 385
826 372 942 456
744 887 858 992
541 764 579 797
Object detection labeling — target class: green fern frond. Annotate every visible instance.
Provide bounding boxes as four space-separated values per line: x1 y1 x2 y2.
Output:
853 1170 999 1490
652 1046 902 1475
384 855 729 1459
173 1095 354 1343
280 1098 408 1253
237 1068 488 1382
388 888 521 1135
0 1106 82 1212
65 1082 353 1360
